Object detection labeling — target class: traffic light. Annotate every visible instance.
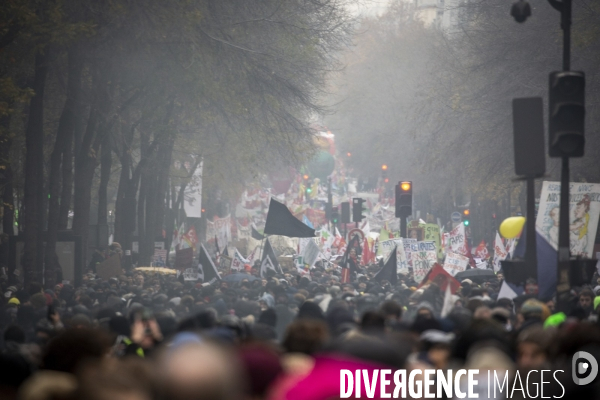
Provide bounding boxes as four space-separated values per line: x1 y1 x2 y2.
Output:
352 198 366 223
331 206 340 224
381 164 389 184
549 71 585 158
341 202 350 223
463 209 470 226
395 181 412 217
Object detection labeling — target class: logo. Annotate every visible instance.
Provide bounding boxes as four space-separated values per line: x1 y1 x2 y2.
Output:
572 351 598 385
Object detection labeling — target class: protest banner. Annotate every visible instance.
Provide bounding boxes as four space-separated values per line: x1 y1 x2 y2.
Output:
535 181 600 258
301 239 320 267
379 239 401 261
207 215 232 251
492 232 508 272
448 223 468 256
424 223 443 259
443 252 470 277
96 254 123 280
152 249 167 267
412 242 438 283
231 249 248 271
183 267 200 281
396 241 409 274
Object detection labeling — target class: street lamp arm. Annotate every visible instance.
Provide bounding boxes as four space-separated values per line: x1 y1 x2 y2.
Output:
547 0 563 12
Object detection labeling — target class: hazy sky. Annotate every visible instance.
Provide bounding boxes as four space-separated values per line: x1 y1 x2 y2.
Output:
347 0 394 16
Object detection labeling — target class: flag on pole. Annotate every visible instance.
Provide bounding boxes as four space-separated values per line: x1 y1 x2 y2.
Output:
198 244 221 283
261 238 282 274
260 255 278 278
372 245 398 284
264 198 316 237
251 223 265 240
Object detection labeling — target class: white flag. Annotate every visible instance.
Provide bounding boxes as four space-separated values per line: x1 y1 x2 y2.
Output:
497 281 518 301
492 232 508 272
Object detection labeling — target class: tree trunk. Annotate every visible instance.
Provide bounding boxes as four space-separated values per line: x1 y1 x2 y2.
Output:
44 48 83 287
22 51 49 286
97 133 112 226
137 168 149 264
72 107 99 266
1 113 14 235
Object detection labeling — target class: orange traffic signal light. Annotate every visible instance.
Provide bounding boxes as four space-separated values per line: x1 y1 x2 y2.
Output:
400 182 411 191
347 152 352 157
463 209 470 216
303 174 309 180
381 164 388 170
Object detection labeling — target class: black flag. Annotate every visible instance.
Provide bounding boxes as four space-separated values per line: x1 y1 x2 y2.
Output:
198 243 221 283
251 224 265 240
373 246 398 285
260 255 278 278
340 234 361 274
264 198 316 238
222 245 229 257
261 238 282 274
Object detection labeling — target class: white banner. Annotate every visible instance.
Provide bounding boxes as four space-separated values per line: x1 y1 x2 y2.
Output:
448 222 469 256
443 252 469 277
231 249 248 271
207 215 232 250
492 232 508 272
396 241 409 274
411 242 437 283
182 159 203 218
301 239 320 267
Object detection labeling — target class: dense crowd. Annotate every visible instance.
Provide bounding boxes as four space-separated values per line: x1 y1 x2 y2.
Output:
2 258 600 400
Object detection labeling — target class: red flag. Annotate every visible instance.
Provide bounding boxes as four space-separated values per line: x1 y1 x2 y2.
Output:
474 240 490 260
418 263 461 294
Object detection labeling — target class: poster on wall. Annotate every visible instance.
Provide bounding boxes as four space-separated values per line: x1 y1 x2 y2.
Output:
536 181 600 259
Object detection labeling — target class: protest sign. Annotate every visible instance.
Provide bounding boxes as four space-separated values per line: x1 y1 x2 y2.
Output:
448 223 468 256
152 249 167 267
403 238 416 266
535 181 600 258
412 242 438 283
96 254 122 280
424 223 443 259
183 267 200 281
396 241 409 274
379 239 401 261
301 239 320 267
443 252 470 277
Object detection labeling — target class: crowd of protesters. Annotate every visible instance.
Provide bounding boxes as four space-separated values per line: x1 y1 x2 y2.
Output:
2 256 600 400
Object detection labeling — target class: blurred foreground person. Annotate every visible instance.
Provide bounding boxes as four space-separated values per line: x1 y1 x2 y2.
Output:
158 341 243 400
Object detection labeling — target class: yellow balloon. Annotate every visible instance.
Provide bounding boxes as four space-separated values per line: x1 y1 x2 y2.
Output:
499 216 526 239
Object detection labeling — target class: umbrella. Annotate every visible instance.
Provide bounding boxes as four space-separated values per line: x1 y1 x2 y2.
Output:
222 273 261 283
454 268 496 283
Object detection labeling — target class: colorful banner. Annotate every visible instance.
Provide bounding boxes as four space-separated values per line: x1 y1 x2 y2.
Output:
443 252 470 277
424 223 443 259
536 181 600 259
